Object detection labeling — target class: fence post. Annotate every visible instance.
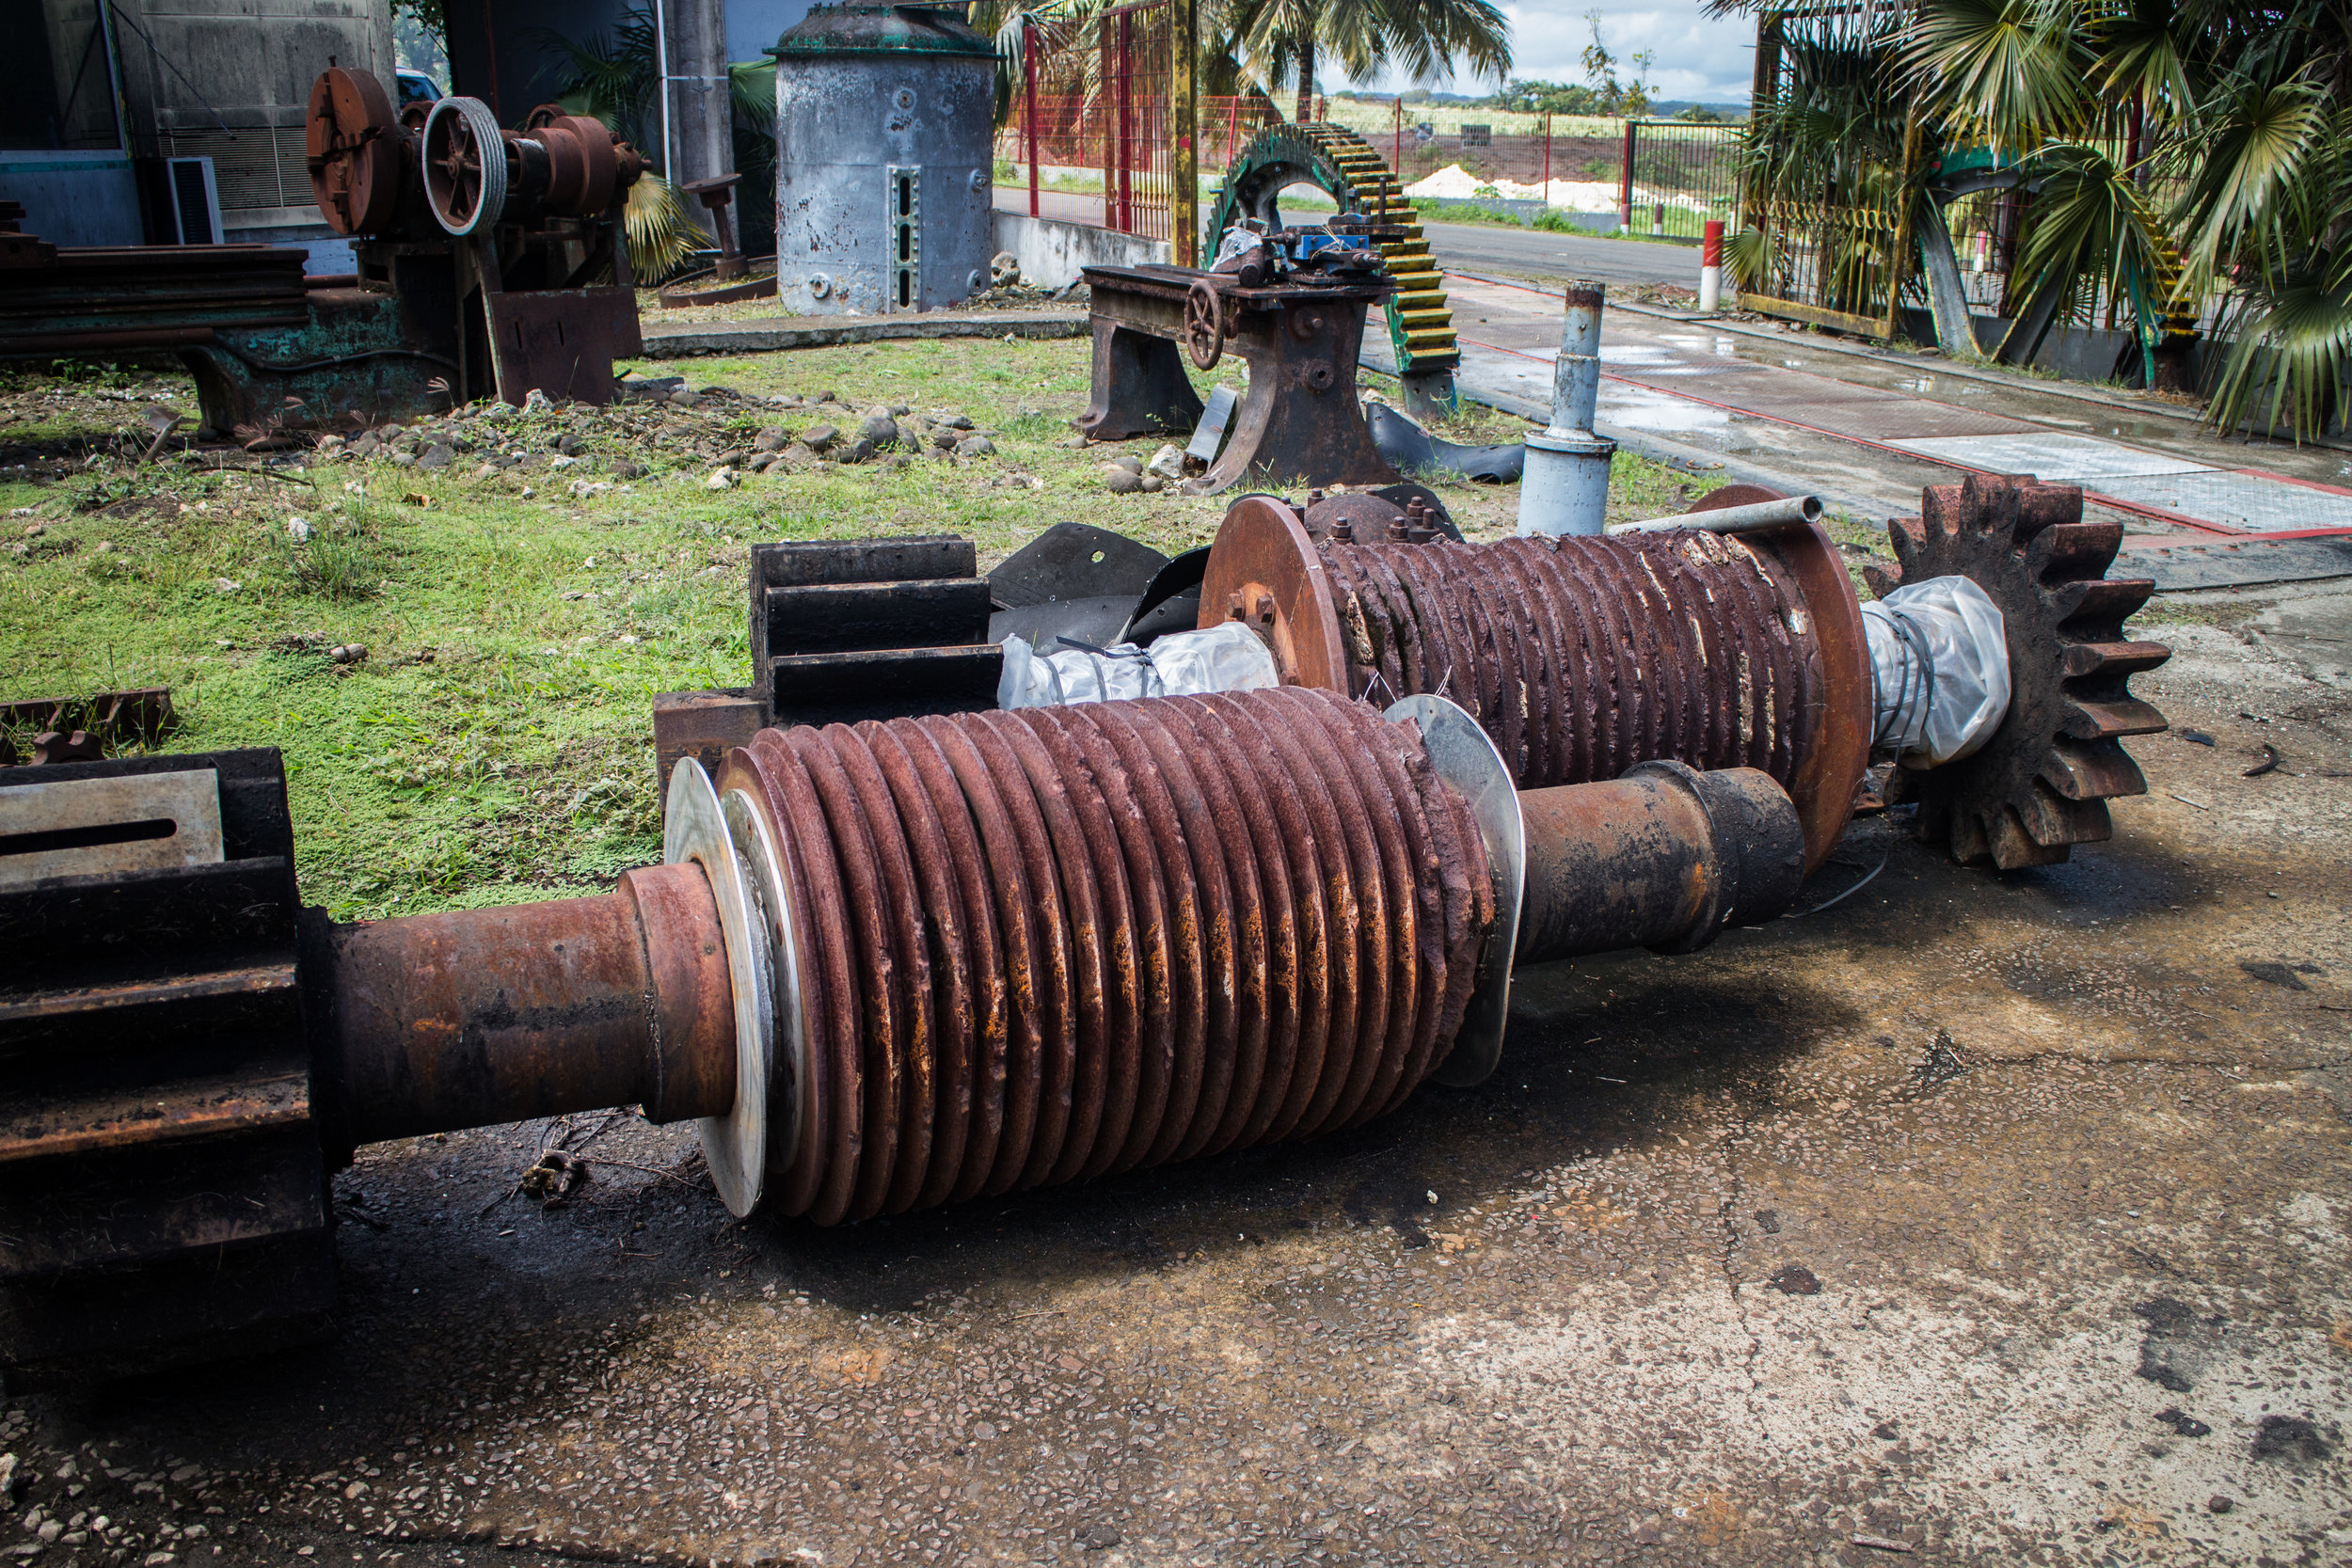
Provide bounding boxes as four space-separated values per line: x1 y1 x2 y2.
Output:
1172 0 1197 264
1024 24 1040 220
1541 112 1551 196
1099 21 1116 230
1117 11 1135 232
1394 96 1403 176
1618 119 1636 233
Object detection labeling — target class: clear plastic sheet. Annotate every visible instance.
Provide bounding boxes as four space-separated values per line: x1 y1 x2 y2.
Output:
1861 576 2011 767
996 623 1280 709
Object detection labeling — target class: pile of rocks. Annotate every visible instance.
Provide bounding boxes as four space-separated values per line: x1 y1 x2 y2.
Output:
744 405 997 474
1099 443 1189 495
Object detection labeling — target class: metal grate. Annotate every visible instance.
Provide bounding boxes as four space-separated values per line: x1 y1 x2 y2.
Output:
886 164 921 313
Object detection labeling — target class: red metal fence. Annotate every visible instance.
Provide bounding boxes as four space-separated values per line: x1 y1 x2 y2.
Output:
996 0 1279 247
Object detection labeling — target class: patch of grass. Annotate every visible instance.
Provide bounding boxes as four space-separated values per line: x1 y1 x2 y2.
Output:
2128 594 2266 633
2 337 1722 917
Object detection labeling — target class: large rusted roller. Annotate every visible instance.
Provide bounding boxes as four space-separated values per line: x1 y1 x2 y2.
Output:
2 689 1803 1370
1198 490 1872 871
1197 472 2168 873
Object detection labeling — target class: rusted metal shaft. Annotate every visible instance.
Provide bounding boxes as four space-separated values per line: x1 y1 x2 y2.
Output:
1515 762 1804 964
322 863 738 1146
718 689 1495 1225
1322 531 1825 797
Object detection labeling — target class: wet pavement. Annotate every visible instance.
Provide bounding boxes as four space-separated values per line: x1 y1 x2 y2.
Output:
4 593 2351 1568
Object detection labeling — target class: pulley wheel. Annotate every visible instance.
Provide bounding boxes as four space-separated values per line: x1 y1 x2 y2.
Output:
422 96 510 237
1184 278 1227 371
305 67 401 237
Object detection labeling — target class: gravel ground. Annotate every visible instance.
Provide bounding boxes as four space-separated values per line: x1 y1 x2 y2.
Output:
3 413 2349 1568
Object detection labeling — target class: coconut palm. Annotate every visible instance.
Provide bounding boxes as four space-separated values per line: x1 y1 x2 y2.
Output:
1224 0 1513 123
1717 0 2351 438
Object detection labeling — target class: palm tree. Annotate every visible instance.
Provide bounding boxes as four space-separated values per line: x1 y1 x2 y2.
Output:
1220 0 1513 124
1718 0 2351 439
538 9 781 281
1898 0 2351 436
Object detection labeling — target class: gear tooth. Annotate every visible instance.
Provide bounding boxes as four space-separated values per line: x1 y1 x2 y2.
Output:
2028 520 2124 581
2059 639 2171 679
1885 515 1927 574
1988 803 2074 869
2061 697 2169 741
1946 803 1990 863
1862 562 1903 599
1920 484 1969 542
2014 481 2083 542
2050 576 2156 629
2018 777 2113 847
2039 741 2148 801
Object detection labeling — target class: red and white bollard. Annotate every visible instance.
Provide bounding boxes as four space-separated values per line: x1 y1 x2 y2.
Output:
1699 219 1724 312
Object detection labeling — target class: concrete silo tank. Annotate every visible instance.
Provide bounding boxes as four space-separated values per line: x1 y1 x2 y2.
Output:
769 4 996 315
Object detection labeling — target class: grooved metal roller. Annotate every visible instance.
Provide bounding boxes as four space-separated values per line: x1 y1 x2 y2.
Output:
0 689 1800 1370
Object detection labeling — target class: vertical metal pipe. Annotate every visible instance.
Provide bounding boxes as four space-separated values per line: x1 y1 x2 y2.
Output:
1518 279 1617 537
1618 119 1635 233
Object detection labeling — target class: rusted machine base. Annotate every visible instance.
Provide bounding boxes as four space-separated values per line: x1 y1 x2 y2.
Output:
1078 263 1399 496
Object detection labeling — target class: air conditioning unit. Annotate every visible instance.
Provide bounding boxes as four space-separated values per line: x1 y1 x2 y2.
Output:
163 155 224 245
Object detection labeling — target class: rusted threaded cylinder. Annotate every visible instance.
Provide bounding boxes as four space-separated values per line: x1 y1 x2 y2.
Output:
1320 531 1825 797
323 862 738 1145
720 689 1496 1226
1516 761 1804 963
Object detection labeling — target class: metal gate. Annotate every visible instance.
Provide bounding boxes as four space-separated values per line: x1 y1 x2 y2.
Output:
998 0 1226 262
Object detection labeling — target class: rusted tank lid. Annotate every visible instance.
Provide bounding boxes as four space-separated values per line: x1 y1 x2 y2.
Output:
769 3 994 58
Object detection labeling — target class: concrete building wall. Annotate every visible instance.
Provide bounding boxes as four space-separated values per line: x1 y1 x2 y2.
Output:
991 211 1168 288
114 0 394 234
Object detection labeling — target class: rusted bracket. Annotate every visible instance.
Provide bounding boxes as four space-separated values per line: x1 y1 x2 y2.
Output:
1078 262 1401 496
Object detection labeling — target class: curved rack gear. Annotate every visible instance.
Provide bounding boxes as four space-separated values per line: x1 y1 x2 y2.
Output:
1204 122 1458 412
1866 473 2171 870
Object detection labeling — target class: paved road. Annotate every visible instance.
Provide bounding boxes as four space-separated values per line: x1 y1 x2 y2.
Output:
1421 219 1701 288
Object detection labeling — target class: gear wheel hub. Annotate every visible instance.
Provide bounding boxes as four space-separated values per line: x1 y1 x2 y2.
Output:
1866 474 2171 869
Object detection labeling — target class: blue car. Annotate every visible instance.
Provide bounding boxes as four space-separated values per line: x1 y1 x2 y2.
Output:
396 71 442 110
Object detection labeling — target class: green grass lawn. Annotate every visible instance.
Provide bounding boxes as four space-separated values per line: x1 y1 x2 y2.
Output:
0 339 1716 923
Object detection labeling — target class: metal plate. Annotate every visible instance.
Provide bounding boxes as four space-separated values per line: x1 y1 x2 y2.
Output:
1384 695 1523 1089
665 758 771 1217
2095 471 2352 535
2127 535 2352 591
723 785 810 1184
1884 433 2209 480
0 768 223 887
986 521 1169 611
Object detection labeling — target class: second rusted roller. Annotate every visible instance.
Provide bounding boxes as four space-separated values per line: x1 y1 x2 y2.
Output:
1196 492 1873 871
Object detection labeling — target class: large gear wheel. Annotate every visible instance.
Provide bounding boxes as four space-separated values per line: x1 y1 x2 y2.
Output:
1866 473 2171 870
1205 123 1458 386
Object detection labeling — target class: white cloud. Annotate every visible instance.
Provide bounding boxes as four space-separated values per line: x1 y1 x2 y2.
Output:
1348 2 1759 104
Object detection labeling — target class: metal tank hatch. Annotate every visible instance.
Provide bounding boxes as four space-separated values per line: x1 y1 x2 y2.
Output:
768 4 995 316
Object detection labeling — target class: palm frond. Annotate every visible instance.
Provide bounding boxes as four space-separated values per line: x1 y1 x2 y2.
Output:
1899 0 2091 155
624 172 698 282
2201 264 2352 442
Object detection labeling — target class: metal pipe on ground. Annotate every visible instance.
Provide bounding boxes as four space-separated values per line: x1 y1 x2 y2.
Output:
1515 761 1804 963
1607 495 1823 535
321 863 739 1146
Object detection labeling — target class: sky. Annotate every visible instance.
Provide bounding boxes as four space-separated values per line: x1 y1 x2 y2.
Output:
717 0 1761 106
1361 1 1761 104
